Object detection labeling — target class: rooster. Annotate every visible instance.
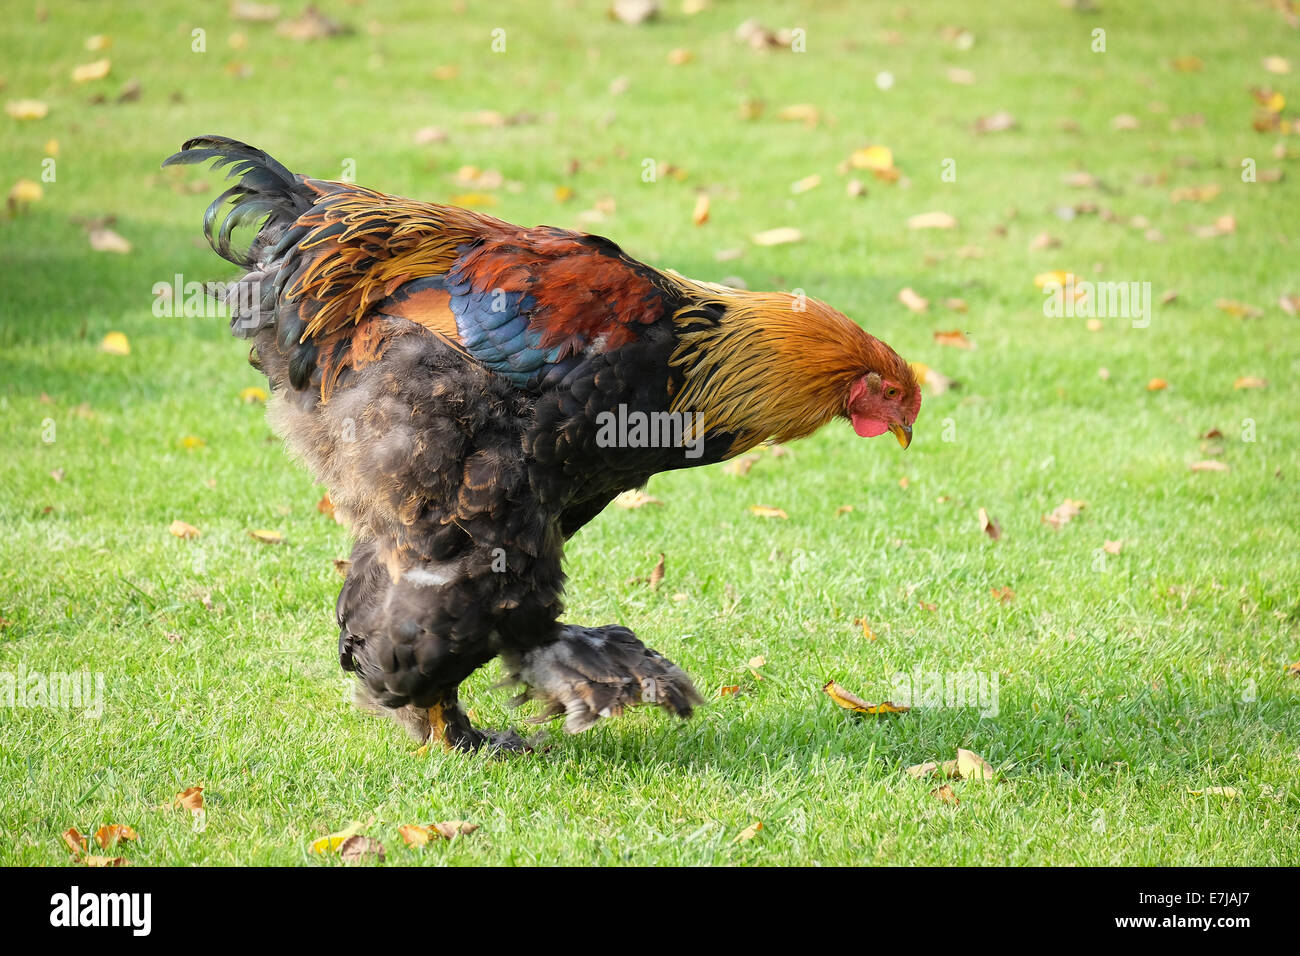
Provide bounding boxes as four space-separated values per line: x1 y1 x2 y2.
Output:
165 136 921 751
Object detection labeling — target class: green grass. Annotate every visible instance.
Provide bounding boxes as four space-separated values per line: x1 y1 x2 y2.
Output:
2 0 1298 866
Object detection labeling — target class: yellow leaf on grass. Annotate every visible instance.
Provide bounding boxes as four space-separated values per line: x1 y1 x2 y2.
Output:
1233 376 1267 390
1034 270 1078 290
910 361 954 396
1170 183 1221 203
180 435 206 450
777 103 820 126
99 331 130 355
1147 378 1168 391
1187 787 1240 798
169 520 200 540
82 855 128 867
240 386 268 403
1263 56 1291 75
6 98 49 120
790 174 821 195
823 680 909 715
851 145 894 172
1189 460 1230 472
991 586 1016 604
1171 55 1203 72
908 211 957 230
310 820 367 855
978 507 1001 540
748 655 766 669
614 489 662 509
8 178 43 205
952 748 994 781
853 619 877 642
748 504 788 519
249 529 284 544
400 821 479 846
733 821 763 843
71 59 111 83
449 192 499 208
751 226 802 246
94 824 138 849
1103 539 1123 555
1215 299 1262 318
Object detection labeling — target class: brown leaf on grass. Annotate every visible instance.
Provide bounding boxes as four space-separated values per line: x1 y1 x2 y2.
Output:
1192 216 1236 239
751 226 802 246
82 855 128 867
249 529 283 544
908 211 957 230
614 489 662 509
834 504 854 516
718 684 741 697
1171 55 1204 72
50 468 65 482
62 827 89 856
648 552 665 591
89 228 132 254
933 329 973 349
1233 376 1268 389
906 761 939 778
169 520 200 540
1263 56 1291 75
611 0 658 26
94 824 138 849
173 786 203 812
749 505 788 519
1029 231 1060 251
339 835 385 863
951 748 995 781
317 492 335 518
898 287 929 313
991 586 1016 604
733 821 762 843
399 821 479 847
1042 499 1085 530
910 362 955 396
931 784 960 806
823 680 909 715
1285 661 1300 678
277 5 351 40
1278 294 1300 315
777 104 820 127
333 558 350 577
1215 299 1262 318
1189 460 1230 472
723 455 759 476
973 111 1017 134
946 67 975 85
691 193 710 226
1103 539 1124 555
667 48 693 65
978 507 1001 540
1147 378 1168 391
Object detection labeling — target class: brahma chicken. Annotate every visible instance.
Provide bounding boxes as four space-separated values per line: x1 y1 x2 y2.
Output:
165 136 921 751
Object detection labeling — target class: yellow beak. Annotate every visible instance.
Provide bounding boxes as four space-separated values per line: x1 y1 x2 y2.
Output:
889 423 912 449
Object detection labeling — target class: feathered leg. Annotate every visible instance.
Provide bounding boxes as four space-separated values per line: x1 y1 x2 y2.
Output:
503 624 703 734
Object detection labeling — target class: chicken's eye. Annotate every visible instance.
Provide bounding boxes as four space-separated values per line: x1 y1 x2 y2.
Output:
885 387 899 399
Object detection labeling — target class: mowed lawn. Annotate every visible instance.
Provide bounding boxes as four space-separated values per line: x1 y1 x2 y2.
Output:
1 0 1298 866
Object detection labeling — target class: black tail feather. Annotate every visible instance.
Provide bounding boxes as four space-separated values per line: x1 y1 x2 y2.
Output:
163 135 314 268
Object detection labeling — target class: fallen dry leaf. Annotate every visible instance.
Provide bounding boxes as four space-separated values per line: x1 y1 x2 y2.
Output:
99 331 130 355
1042 499 1085 530
89 227 131 254
94 824 138 849
933 329 973 349
723 455 759 476
748 504 788 519
180 435 206 450
1103 539 1123 555
1187 787 1241 798
310 820 368 855
339 835 385 863
173 786 204 812
71 59 111 83
823 680 909 715
777 104 821 126
750 226 802 246
1147 378 1168 392
790 174 821 195
898 287 929 313
853 619 877 643
1263 55 1291 75
62 827 88 856
648 552 665 591
910 362 955 396
692 193 710 226
1170 183 1220 203
249 529 284 544
1216 299 1263 319
1189 460 1230 472
733 821 763 844
931 784 960 806
908 211 957 230
951 748 994 781
614 489 662 509
6 98 49 120
718 684 740 697
1233 376 1268 389
169 520 200 540
990 586 1016 604
973 111 1017 134
978 507 1001 540
240 386 268 403
82 855 128 867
